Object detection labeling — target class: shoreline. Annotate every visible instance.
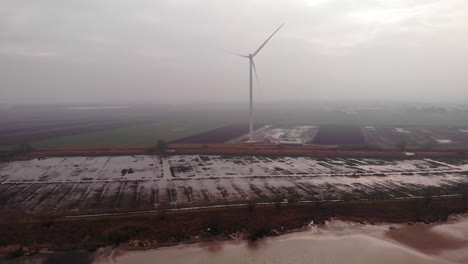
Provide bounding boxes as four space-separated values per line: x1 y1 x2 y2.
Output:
1 195 467 260
95 213 468 264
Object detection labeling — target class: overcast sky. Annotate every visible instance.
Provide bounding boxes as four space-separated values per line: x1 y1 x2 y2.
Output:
1 0 467 104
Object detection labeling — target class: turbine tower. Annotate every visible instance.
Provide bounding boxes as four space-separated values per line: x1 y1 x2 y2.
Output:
235 24 284 142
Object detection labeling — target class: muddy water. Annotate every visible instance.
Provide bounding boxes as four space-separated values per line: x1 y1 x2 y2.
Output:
99 236 445 264
94 215 468 264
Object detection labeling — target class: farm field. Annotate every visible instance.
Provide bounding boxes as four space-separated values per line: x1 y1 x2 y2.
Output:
229 125 319 144
230 125 468 148
312 125 366 145
4 103 468 149
1 155 468 218
172 124 261 144
6 122 468 150
362 126 468 148
0 120 144 146
0 104 237 148
0 105 165 146
32 121 224 149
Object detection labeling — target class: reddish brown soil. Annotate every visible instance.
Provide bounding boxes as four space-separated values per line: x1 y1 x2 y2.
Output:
5 143 468 161
168 144 468 159
0 196 466 251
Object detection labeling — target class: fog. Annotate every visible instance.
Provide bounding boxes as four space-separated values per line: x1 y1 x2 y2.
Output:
1 0 467 104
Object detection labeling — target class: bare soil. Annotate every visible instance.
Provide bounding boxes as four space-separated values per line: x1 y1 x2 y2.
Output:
312 125 366 145
5 143 468 161
171 124 263 144
0 196 466 252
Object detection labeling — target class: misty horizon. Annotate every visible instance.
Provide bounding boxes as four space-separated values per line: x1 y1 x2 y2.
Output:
3 98 468 107
2 0 468 104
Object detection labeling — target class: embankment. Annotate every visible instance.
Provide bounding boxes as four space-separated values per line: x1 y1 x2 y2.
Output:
1 195 467 253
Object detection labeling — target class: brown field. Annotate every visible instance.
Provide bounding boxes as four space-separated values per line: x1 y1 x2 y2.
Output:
0 196 466 252
171 124 263 144
312 126 366 145
6 142 468 161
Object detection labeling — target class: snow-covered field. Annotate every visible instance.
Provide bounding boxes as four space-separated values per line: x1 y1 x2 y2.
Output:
228 125 468 146
1 155 468 216
235 125 319 144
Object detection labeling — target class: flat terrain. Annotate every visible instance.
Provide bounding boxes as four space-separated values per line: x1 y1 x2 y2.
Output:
0 104 231 149
4 102 468 149
312 125 366 145
362 126 468 148
1 155 468 218
171 124 259 144
230 125 468 148
33 121 223 149
0 120 142 146
228 125 318 144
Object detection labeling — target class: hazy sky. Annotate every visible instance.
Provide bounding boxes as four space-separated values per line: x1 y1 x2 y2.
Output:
1 0 467 104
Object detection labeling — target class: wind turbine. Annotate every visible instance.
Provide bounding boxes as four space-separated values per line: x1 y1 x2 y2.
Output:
234 24 284 142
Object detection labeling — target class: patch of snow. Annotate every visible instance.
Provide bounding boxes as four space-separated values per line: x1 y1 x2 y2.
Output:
395 128 411 133
435 139 452 144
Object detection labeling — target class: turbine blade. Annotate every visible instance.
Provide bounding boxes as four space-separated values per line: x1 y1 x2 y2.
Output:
252 23 284 57
233 53 249 58
251 59 260 88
